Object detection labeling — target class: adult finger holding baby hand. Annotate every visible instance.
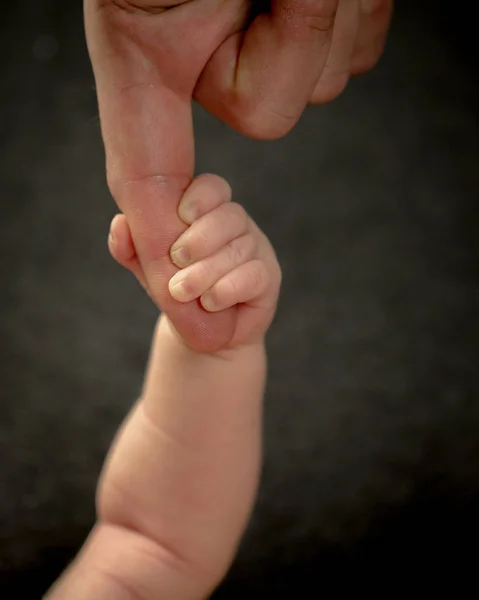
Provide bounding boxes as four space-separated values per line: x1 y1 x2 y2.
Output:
47 173 280 599
43 4 394 597
110 173 281 351
85 0 392 352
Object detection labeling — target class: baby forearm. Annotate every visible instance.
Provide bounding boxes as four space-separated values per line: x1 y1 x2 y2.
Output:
95 314 266 595
46 315 266 599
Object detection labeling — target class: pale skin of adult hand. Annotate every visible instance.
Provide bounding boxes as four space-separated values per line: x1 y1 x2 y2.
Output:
84 0 393 353
46 175 281 599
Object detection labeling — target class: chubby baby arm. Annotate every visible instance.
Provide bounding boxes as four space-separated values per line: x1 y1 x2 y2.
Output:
46 175 281 600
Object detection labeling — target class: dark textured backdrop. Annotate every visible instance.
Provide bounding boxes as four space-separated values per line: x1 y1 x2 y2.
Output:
1 1 478 596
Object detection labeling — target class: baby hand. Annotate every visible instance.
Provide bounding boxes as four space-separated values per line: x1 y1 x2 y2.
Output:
108 174 282 351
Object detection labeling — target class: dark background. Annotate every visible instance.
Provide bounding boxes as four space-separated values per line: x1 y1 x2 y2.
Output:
1 1 478 596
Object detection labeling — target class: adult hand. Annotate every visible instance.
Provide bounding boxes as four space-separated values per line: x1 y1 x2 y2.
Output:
84 0 392 352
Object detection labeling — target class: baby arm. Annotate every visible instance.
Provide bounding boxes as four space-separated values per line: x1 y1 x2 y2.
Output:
46 175 281 600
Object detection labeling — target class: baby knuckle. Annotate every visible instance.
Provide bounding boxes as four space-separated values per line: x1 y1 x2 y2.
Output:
244 233 257 257
276 263 283 287
193 229 211 254
215 176 233 200
226 239 245 265
228 234 254 264
224 276 240 299
271 266 282 296
198 173 232 203
248 262 266 290
195 260 215 285
211 289 223 307
225 202 248 229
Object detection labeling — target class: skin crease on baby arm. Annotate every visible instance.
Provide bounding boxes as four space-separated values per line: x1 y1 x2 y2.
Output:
45 174 282 600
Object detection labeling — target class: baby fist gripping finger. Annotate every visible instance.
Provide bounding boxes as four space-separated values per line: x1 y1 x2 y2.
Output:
201 259 270 313
110 175 233 293
112 175 238 354
110 174 282 350
170 202 248 269
169 233 256 304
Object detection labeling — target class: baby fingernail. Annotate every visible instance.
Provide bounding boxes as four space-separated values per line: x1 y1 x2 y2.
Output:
179 201 197 225
201 293 215 311
169 275 190 302
171 245 190 268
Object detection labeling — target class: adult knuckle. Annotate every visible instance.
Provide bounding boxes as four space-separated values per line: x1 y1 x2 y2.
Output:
311 73 349 104
283 0 339 34
227 83 300 139
351 45 382 75
108 0 191 14
309 0 339 32
360 0 388 17
230 99 296 140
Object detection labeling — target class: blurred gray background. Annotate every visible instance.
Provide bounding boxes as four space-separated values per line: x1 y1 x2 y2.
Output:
1 1 478 596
